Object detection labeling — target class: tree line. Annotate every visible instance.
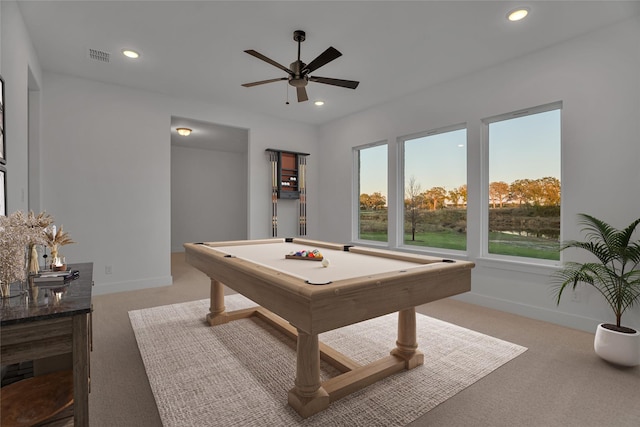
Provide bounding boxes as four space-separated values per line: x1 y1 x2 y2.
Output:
359 176 560 210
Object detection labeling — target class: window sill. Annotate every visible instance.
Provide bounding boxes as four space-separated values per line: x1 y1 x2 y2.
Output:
475 256 560 276
351 241 471 261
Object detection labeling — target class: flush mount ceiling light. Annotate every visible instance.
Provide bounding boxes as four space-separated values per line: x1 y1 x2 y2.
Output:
314 101 325 106
507 7 530 22
176 128 192 136
122 49 140 59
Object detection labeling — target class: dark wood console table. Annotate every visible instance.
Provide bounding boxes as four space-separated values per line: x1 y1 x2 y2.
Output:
1 262 93 426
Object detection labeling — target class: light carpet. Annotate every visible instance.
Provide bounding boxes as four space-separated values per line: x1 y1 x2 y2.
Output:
129 295 527 426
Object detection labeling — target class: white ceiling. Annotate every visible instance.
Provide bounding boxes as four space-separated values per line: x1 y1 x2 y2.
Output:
18 0 640 131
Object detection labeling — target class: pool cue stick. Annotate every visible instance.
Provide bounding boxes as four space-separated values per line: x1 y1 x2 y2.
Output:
298 155 303 235
270 151 278 237
299 155 307 236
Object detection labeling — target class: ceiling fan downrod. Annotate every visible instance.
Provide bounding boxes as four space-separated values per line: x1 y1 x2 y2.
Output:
293 30 305 62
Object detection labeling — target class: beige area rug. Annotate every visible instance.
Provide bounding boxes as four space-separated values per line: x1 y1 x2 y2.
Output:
129 295 526 426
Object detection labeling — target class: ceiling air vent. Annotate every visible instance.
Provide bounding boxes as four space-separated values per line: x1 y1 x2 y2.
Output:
88 48 110 63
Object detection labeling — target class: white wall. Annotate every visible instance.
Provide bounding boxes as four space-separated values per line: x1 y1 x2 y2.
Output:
0 0 42 213
40 73 173 294
171 145 248 252
317 16 640 333
38 72 318 295
6 1 639 333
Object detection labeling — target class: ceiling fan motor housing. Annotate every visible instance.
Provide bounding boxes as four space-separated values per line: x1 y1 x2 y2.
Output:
289 60 308 87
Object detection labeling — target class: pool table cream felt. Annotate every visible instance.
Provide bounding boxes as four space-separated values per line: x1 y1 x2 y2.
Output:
184 238 474 418
185 238 472 335
208 242 433 282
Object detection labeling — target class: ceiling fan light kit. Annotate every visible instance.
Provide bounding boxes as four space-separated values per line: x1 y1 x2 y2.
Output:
242 30 359 103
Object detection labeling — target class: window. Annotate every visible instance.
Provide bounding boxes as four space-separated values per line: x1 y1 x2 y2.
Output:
402 126 467 251
356 143 388 242
485 104 561 261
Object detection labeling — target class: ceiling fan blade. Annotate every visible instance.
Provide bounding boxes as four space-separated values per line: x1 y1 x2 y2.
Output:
309 76 360 89
244 50 293 75
241 77 287 87
297 87 309 102
302 47 342 74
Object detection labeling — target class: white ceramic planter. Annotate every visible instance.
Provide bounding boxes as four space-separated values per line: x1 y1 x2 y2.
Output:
593 324 640 367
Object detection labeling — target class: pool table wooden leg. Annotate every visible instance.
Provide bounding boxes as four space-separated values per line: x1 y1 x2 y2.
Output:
288 330 330 418
390 308 424 369
205 279 261 326
206 279 227 325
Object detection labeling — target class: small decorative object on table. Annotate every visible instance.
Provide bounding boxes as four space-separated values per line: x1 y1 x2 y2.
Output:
0 211 53 298
285 249 324 261
44 224 75 270
33 269 79 285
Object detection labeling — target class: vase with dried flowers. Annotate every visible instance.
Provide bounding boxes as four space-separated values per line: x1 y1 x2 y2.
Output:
44 224 75 270
0 211 53 298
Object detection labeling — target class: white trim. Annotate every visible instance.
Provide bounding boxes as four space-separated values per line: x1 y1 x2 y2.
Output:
481 101 563 125
352 140 388 243
397 123 468 253
480 101 563 262
393 136 405 248
453 292 601 333
475 256 559 276
389 242 469 261
398 122 468 144
480 117 490 257
92 275 173 295
351 147 360 243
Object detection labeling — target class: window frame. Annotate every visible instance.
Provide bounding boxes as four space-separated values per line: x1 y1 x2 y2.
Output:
397 123 468 256
352 140 389 245
480 101 563 265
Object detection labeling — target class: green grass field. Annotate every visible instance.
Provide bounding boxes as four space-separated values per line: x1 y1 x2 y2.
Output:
404 230 466 251
359 207 560 260
488 231 559 260
360 230 559 260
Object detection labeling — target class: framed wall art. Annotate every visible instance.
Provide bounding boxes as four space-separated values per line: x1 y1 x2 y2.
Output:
0 75 5 164
0 165 6 216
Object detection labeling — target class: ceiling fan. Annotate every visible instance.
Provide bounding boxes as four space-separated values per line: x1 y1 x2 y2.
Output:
242 30 359 103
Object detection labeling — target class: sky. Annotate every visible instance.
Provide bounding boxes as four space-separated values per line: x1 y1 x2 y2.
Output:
360 109 561 199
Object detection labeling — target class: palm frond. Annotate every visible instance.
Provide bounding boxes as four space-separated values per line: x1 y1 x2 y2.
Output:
577 213 618 250
628 242 640 266
560 240 613 265
553 214 640 328
619 218 640 247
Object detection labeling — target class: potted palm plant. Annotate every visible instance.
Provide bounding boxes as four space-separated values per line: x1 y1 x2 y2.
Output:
552 214 640 366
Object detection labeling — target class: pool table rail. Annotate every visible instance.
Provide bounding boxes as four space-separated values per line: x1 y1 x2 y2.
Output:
184 238 474 419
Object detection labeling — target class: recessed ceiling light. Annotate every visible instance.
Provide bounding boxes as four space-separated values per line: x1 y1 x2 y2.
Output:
507 7 530 22
122 49 140 59
314 101 325 106
176 128 192 136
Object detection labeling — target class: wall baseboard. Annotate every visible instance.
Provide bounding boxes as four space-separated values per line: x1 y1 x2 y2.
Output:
92 275 173 296
453 292 601 334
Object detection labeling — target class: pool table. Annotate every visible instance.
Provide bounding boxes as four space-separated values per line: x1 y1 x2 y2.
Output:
184 238 474 418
